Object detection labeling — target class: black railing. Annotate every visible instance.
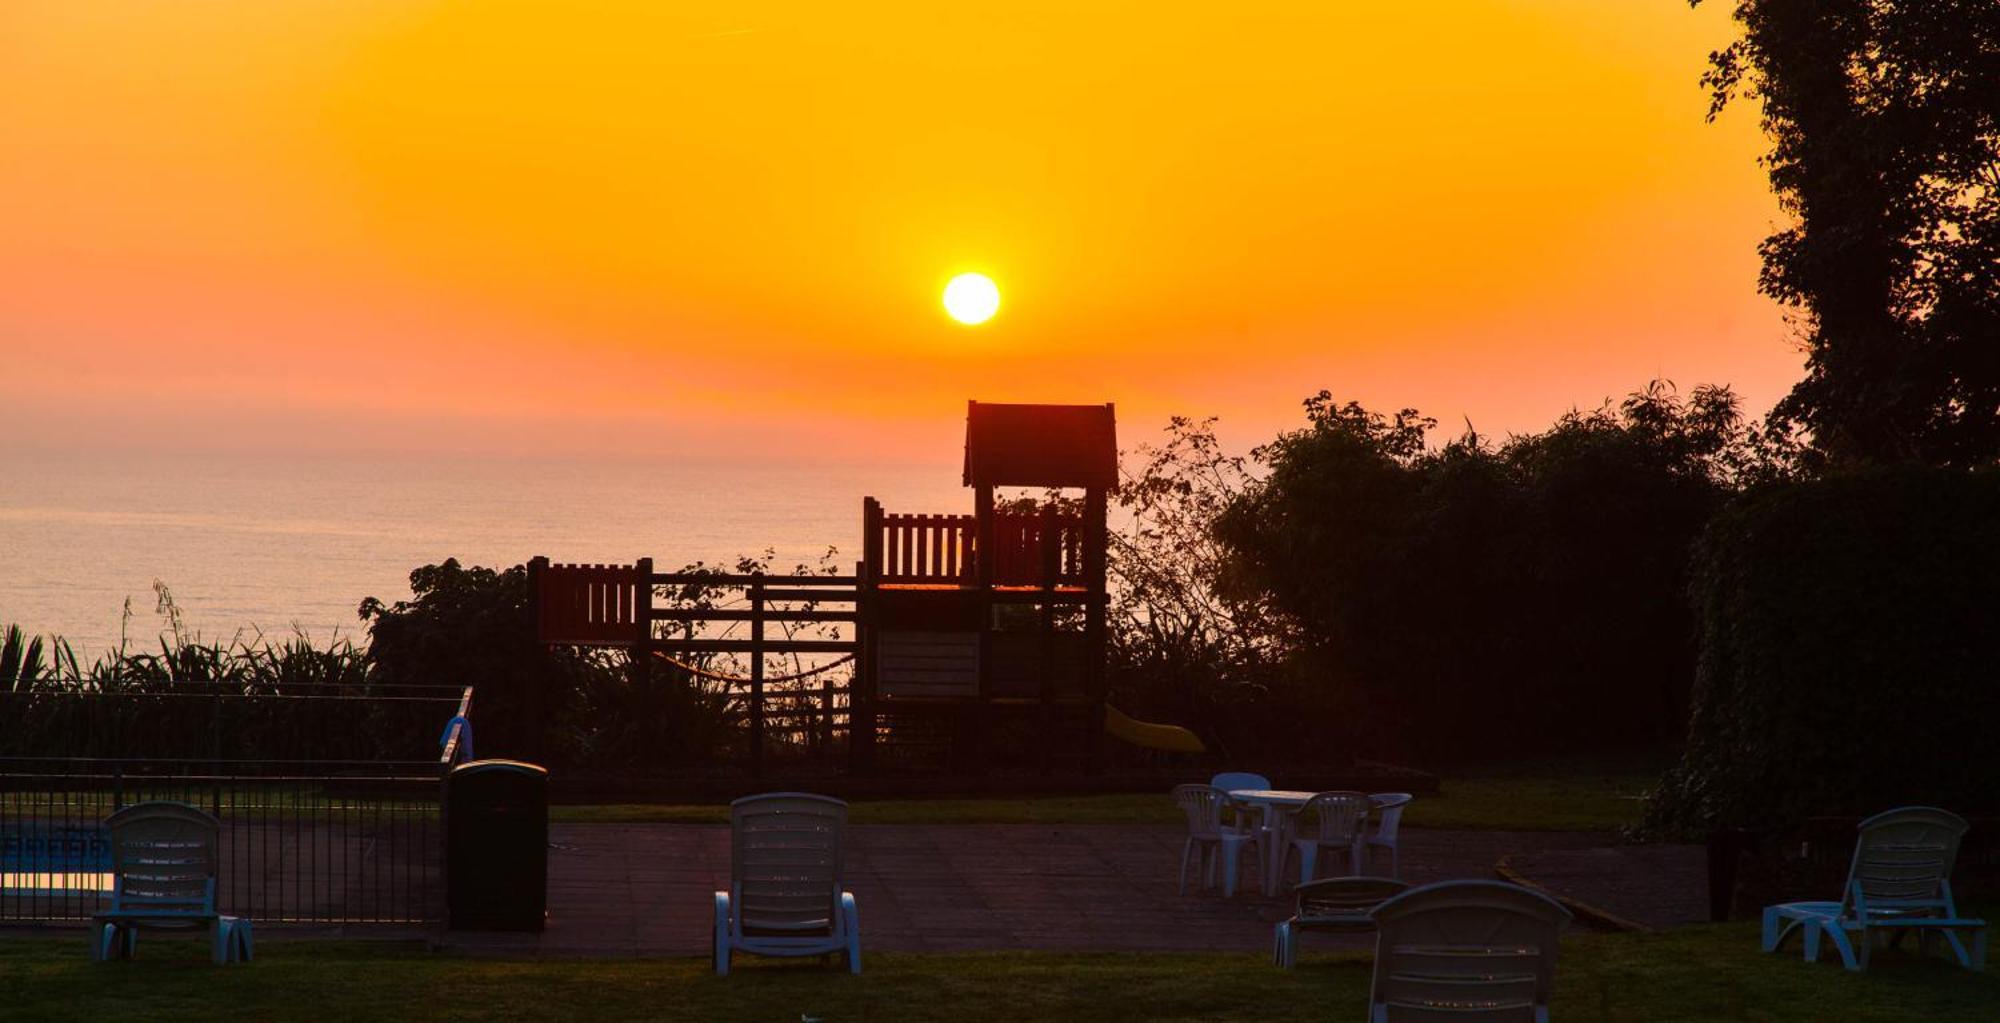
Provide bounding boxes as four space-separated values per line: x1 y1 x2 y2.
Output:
0 684 473 926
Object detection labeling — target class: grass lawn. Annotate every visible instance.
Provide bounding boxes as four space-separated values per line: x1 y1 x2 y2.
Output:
1 923 1993 1022
551 758 1667 832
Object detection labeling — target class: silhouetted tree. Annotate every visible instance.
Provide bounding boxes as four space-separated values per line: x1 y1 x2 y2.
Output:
1697 0 2000 467
1106 417 1286 725
1215 385 1754 758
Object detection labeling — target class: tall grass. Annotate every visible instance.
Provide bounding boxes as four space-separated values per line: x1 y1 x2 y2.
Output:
4 582 369 692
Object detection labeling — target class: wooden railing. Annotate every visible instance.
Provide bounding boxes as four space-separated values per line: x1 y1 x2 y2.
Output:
989 509 1085 587
862 499 1085 588
873 510 976 584
529 558 861 777
533 561 651 645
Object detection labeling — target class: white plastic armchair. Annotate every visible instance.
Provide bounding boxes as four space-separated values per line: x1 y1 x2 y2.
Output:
1763 806 1987 971
713 792 861 975
1368 880 1571 1023
1172 784 1261 898
1288 791 1372 885
1365 793 1413 878
1212 771 1287 864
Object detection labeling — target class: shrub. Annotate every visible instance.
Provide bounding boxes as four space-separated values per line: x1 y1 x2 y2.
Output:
1215 384 1749 760
1645 467 2000 836
360 560 565 760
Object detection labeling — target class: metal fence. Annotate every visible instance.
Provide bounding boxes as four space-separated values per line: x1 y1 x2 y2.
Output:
0 685 472 926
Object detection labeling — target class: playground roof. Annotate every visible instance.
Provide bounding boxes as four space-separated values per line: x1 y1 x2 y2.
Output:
962 401 1118 490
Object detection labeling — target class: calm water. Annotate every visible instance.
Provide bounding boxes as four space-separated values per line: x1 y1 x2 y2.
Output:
0 451 967 659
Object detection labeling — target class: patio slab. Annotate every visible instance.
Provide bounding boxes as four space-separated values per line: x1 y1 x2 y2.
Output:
443 823 1606 956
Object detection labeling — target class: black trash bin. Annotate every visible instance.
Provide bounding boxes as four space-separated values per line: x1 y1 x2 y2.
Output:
447 759 548 931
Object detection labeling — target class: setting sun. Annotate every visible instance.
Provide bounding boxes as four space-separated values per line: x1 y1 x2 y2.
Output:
943 273 1001 326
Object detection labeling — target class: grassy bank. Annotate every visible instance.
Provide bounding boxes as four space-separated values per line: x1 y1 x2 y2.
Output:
1 924 1992 1022
551 758 1665 832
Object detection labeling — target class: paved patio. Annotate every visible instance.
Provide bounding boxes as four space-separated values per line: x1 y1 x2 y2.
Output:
443 823 1656 956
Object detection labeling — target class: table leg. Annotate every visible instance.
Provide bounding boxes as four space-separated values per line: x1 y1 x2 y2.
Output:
1262 805 1285 896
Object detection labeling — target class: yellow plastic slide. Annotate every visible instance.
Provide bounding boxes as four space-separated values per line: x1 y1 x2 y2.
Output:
1103 703 1206 754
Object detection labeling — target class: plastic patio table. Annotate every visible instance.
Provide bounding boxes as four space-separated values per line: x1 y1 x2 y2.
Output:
1230 790 1400 896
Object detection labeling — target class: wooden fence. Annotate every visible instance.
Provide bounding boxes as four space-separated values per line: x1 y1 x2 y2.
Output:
530 559 860 777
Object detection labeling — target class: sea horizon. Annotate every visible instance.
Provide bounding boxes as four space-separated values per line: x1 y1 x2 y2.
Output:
0 447 969 659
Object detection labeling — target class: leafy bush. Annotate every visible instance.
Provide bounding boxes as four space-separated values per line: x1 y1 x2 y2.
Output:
1214 384 1751 760
361 559 577 761
1645 467 2000 836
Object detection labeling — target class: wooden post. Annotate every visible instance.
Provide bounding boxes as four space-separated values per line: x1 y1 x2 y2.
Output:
527 556 549 763
629 558 653 768
750 575 766 780
1038 501 1059 774
853 503 881 773
972 485 996 774
1084 487 1110 772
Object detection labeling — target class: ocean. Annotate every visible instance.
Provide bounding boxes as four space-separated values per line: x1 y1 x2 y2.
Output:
0 450 968 660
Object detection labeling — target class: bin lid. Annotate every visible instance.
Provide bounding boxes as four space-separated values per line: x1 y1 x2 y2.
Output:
450 759 548 777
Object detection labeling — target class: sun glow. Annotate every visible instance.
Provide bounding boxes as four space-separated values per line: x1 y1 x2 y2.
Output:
943 273 1001 326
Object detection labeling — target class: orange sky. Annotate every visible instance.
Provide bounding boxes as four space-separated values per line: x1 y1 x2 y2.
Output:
1 1 1796 463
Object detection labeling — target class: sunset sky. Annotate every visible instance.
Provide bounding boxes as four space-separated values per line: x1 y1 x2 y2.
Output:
3 1 1797 463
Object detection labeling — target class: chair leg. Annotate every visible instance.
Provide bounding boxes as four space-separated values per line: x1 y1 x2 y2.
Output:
237 919 254 963
1819 925 1861 971
1761 908 1780 952
213 922 228 965
1274 921 1294 969
1298 843 1318 885
1801 921 1821 963
712 893 733 976
841 893 862 975
1221 841 1240 898
1941 929 1972 970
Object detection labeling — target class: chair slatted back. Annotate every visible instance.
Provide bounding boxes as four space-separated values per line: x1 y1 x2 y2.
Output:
1843 806 1968 917
730 793 847 934
1172 784 1240 839
1370 881 1571 1023
1299 791 1372 844
1295 876 1409 931
105 802 219 917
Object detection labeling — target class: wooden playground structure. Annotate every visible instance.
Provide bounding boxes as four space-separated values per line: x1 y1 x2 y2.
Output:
530 402 1198 776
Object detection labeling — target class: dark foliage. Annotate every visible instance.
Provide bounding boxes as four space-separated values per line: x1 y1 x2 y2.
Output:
1214 384 1752 760
1645 467 2000 836
360 560 563 760
1106 418 1287 732
1697 0 2000 467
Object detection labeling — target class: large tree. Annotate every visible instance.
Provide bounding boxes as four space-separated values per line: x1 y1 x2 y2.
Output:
1697 0 2000 466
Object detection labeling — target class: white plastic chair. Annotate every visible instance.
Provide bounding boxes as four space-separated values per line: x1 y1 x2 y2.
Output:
1211 771 1282 864
1368 880 1571 1022
1272 875 1408 968
1365 793 1413 878
1172 784 1262 898
1287 791 1372 885
712 792 862 975
1763 806 1987 971
89 801 252 965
